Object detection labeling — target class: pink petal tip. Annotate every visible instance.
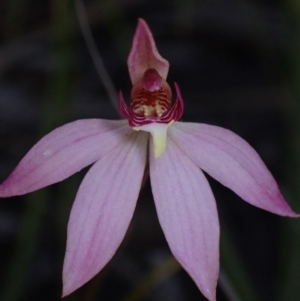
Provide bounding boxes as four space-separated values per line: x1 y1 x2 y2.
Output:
127 18 169 85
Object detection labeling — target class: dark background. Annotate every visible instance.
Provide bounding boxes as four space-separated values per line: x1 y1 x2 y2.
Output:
0 0 300 300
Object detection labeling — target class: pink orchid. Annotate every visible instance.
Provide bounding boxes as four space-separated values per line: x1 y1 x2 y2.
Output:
0 19 298 301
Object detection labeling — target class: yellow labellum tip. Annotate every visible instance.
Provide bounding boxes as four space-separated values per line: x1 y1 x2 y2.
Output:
152 133 166 158
133 121 174 158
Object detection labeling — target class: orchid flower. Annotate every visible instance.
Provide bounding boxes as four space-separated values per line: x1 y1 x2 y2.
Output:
0 19 298 301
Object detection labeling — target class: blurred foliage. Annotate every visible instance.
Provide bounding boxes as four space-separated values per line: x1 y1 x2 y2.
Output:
278 0 300 300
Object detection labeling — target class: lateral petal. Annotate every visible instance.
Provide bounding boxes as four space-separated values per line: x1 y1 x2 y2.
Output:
150 138 220 301
170 122 298 217
0 119 131 196
127 18 169 85
62 131 147 296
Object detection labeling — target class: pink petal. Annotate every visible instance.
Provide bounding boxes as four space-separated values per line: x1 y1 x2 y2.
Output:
0 119 131 196
62 131 147 296
170 122 298 217
127 18 169 85
150 138 219 301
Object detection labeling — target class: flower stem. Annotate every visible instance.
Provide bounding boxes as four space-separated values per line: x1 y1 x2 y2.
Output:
74 0 119 113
